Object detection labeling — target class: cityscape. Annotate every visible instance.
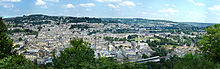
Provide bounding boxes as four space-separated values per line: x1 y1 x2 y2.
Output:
3 14 211 64
0 0 220 68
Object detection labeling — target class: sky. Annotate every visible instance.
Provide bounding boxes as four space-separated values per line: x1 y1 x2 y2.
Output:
0 0 220 23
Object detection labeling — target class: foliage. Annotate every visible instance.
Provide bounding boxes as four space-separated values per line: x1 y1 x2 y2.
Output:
151 47 169 57
0 18 13 59
18 37 22 41
146 37 178 47
95 57 119 69
0 18 37 68
37 26 42 31
52 38 149 69
6 29 38 35
53 38 95 68
69 24 92 30
0 55 37 68
174 53 218 69
127 35 138 39
200 24 220 63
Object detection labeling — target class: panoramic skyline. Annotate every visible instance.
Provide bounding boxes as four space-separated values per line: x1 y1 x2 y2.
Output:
0 0 220 23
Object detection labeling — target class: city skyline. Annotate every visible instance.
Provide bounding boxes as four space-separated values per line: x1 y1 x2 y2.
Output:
0 0 220 23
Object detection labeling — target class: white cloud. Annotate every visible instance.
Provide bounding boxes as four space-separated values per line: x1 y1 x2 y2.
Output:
107 1 136 9
65 4 75 8
45 0 59 2
158 8 179 15
0 0 21 2
95 0 122 2
119 1 136 7
208 5 220 15
108 4 119 9
79 3 95 7
188 0 205 6
208 5 220 11
35 0 46 6
2 4 14 8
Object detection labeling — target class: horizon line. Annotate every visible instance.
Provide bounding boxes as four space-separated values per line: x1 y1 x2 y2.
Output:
1 14 219 24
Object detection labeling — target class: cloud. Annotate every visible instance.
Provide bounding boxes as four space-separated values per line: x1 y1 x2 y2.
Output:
158 8 179 15
45 0 59 2
208 5 220 11
0 0 21 2
188 0 205 6
79 3 95 7
35 0 46 6
35 0 47 8
119 1 136 7
95 0 122 2
107 1 136 10
2 4 14 8
208 5 220 15
108 4 119 9
65 4 75 8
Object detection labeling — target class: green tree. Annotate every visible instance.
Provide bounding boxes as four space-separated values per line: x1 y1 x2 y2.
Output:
174 53 217 69
53 38 95 68
18 37 22 41
37 26 42 31
0 17 13 59
95 57 118 69
0 18 37 68
0 55 37 68
200 24 220 63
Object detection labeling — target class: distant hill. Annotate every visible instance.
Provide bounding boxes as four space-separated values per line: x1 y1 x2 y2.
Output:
179 22 216 27
3 14 103 25
2 14 217 27
101 18 177 24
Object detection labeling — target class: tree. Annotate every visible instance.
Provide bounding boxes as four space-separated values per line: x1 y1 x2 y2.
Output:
0 17 13 59
0 55 37 68
127 35 138 39
37 26 42 31
18 37 22 41
0 18 36 68
95 57 118 69
200 24 220 63
174 53 217 69
53 38 95 68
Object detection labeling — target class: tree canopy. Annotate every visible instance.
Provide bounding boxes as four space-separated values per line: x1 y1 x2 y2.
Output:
0 18 36 68
200 24 220 63
0 17 13 59
52 38 95 68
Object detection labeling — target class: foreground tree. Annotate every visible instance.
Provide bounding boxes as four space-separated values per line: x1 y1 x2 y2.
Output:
95 57 119 69
200 24 220 63
0 17 13 59
53 38 95 68
0 18 36 68
0 55 37 68
174 53 217 69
